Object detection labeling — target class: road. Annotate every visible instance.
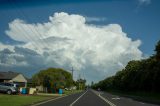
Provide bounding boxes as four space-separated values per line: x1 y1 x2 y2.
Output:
36 89 159 106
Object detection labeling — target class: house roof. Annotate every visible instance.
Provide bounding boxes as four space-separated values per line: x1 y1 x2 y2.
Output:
0 71 20 80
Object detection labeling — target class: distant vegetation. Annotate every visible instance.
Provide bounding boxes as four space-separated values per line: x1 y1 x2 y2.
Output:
32 68 86 92
32 68 73 92
92 40 160 93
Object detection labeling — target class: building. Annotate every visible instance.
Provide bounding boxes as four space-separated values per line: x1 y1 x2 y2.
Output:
0 71 27 87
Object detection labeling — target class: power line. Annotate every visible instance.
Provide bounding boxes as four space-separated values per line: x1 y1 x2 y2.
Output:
6 0 42 50
0 11 41 75
7 0 50 49
14 7 50 48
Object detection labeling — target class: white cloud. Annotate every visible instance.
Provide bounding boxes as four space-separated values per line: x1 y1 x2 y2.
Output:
135 0 151 13
0 48 28 67
138 0 151 5
0 42 14 51
85 17 107 22
3 12 143 83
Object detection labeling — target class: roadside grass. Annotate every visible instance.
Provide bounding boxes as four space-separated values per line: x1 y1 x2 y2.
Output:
0 90 83 106
64 90 83 95
106 89 160 104
37 90 83 96
0 94 54 106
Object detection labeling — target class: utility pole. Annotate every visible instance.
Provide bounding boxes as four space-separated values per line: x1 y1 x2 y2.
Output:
71 67 74 80
71 67 74 91
78 74 81 80
78 74 81 90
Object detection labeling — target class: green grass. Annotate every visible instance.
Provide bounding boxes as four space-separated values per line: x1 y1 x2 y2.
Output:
106 89 160 104
64 90 83 95
0 90 83 106
0 94 53 106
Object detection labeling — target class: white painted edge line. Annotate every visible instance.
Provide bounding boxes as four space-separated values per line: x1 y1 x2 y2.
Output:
69 90 88 106
92 90 116 106
31 95 68 106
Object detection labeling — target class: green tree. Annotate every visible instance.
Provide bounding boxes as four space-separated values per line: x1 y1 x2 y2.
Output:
155 40 160 60
32 68 73 92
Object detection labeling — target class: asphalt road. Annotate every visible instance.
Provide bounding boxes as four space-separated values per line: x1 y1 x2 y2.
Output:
36 91 85 106
99 91 159 106
36 89 159 106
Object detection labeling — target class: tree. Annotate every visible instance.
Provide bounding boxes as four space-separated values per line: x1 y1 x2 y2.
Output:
32 68 73 92
155 40 160 60
76 79 86 90
91 81 94 87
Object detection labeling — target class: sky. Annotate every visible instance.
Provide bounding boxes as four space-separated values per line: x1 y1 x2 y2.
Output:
0 0 160 83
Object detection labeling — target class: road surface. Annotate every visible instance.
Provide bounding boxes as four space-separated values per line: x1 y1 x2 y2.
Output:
36 89 159 106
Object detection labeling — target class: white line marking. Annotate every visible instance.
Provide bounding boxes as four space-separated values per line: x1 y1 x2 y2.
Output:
32 91 84 106
69 90 88 106
99 94 116 106
112 97 120 100
139 102 145 104
92 90 116 106
31 95 68 106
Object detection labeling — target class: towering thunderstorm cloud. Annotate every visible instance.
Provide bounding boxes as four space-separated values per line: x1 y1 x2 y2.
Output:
0 12 142 83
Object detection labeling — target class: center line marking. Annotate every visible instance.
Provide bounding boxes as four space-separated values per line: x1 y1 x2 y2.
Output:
92 90 116 106
69 90 88 106
99 94 116 106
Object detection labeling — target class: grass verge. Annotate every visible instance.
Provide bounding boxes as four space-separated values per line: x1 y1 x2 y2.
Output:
0 90 83 106
0 94 54 106
64 90 83 95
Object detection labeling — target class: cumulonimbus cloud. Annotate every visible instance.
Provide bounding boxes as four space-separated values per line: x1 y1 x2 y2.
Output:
1 12 143 83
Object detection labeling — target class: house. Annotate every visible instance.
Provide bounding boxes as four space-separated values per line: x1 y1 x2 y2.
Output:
0 71 27 87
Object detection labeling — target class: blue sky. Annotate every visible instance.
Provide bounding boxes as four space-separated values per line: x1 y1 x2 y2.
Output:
0 0 160 83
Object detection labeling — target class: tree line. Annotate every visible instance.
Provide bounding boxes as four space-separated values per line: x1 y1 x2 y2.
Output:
92 40 160 93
